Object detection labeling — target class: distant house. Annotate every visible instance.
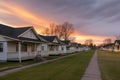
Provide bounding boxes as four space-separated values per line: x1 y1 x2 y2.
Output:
69 42 78 53
61 40 73 53
0 24 45 62
62 41 86 53
39 35 67 55
69 42 90 52
76 43 87 52
114 40 120 52
101 43 114 51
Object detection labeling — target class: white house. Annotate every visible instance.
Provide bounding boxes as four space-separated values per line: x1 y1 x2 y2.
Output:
0 24 47 62
61 40 75 53
114 40 120 52
39 35 67 55
101 43 114 51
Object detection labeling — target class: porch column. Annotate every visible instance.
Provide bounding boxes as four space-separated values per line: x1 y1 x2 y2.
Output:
56 45 58 54
46 44 49 56
4 42 7 61
18 42 22 63
35 43 37 56
55 45 57 51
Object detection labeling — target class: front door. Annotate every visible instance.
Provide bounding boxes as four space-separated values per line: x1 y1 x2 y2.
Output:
0 42 7 61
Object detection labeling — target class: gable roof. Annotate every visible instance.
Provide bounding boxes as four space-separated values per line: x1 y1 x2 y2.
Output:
102 43 114 48
39 35 64 44
39 35 56 42
62 40 71 45
114 40 120 45
0 24 31 39
0 24 44 43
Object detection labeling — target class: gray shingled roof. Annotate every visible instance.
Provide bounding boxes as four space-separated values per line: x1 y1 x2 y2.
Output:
0 24 43 43
39 35 64 45
61 40 71 45
39 35 56 42
115 40 120 44
0 24 31 38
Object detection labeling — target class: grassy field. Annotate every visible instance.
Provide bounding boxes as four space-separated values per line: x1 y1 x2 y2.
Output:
98 50 120 80
0 61 38 72
0 50 94 80
0 55 66 72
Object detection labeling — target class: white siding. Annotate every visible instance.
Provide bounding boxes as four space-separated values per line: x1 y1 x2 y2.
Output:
0 42 7 61
8 42 17 52
41 44 48 51
21 29 38 39
58 46 62 51
62 45 67 53
37 44 41 52
53 38 58 43
40 43 49 56
58 45 67 54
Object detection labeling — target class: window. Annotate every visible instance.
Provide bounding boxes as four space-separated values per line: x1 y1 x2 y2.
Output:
16 43 18 52
0 43 3 52
21 43 27 52
49 45 55 51
41 46 44 51
62 47 64 51
31 44 35 52
117 45 119 50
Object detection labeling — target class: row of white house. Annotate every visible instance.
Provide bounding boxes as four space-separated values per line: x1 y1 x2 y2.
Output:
100 40 120 52
0 24 89 62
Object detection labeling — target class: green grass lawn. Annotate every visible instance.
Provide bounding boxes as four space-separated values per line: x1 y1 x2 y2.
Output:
0 50 94 80
98 50 120 80
0 60 38 72
0 55 65 72
46 55 65 60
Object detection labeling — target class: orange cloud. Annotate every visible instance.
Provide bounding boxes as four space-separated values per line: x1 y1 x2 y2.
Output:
72 31 115 45
0 2 50 29
0 1 115 45
0 8 12 14
0 21 16 27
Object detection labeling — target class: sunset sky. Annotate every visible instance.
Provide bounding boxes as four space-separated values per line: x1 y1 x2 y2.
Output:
0 0 120 45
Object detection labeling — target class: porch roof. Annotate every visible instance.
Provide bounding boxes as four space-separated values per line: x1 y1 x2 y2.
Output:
48 42 61 46
18 37 45 43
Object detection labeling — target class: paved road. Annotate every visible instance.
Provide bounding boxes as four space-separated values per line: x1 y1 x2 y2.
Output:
81 51 102 80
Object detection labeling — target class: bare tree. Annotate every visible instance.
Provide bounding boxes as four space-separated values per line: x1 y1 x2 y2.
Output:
103 38 112 45
43 22 75 41
43 28 50 35
43 23 58 36
61 22 74 41
69 37 76 42
85 39 93 46
85 39 95 48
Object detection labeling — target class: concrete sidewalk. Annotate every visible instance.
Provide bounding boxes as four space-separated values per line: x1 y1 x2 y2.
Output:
81 51 102 80
0 53 77 77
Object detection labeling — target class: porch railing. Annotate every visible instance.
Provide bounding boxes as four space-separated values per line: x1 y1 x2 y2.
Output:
49 50 62 55
7 52 37 60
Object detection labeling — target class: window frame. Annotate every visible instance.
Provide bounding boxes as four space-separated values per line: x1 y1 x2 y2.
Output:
0 43 3 52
